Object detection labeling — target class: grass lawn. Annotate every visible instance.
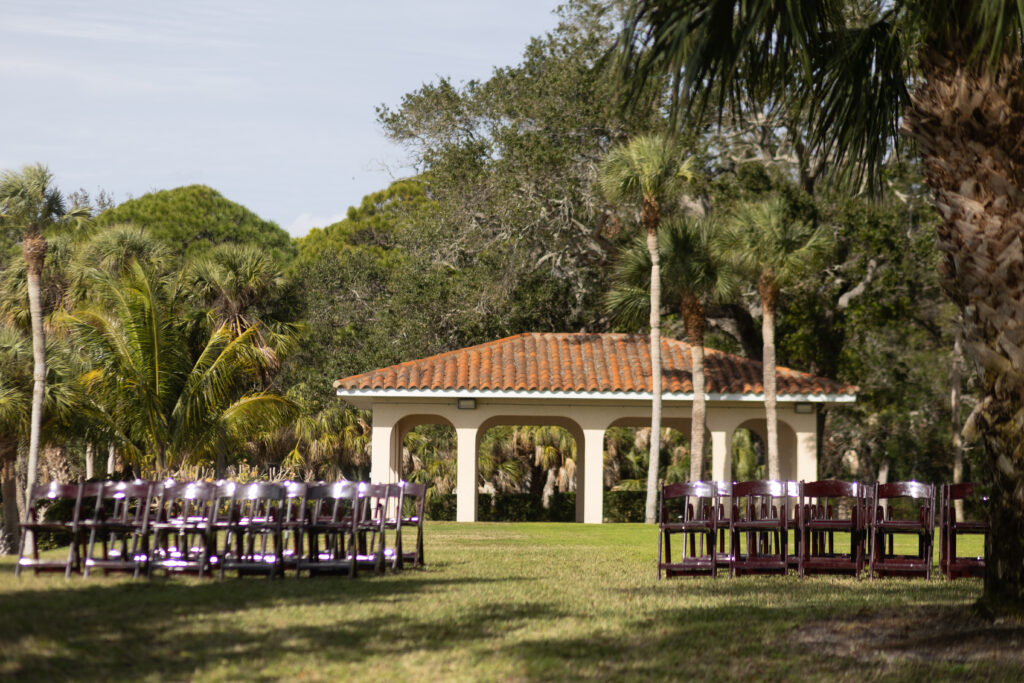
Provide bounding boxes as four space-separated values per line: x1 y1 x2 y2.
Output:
0 523 1020 681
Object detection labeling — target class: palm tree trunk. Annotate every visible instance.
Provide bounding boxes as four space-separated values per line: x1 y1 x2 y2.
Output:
951 324 965 522
106 444 116 475
682 293 706 482
645 225 663 523
759 276 780 481
0 438 20 554
904 50 1024 609
85 442 95 480
22 233 47 512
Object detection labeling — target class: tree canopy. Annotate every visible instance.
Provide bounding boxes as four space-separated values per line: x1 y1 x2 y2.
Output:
96 185 295 263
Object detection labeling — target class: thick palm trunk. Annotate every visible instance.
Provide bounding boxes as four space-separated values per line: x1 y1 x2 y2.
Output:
645 224 663 523
682 293 706 482
759 277 780 481
22 233 46 512
904 50 1024 609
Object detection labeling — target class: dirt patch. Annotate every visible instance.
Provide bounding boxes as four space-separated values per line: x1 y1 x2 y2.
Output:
793 604 1024 665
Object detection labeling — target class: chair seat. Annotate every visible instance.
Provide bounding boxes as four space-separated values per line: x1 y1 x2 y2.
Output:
873 520 929 533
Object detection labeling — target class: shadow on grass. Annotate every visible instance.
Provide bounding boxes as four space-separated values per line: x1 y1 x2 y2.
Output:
506 599 1023 680
506 576 1020 680
0 566 544 680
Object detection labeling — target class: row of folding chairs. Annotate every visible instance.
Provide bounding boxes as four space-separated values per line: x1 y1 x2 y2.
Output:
657 480 989 581
16 479 426 580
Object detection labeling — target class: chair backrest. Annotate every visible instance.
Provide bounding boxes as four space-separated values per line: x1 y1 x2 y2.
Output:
230 482 285 524
733 480 788 499
306 481 359 524
873 481 935 526
153 480 217 525
876 481 932 499
732 480 790 519
26 481 81 507
281 481 310 525
660 481 717 523
944 482 978 500
25 482 84 525
92 479 154 527
358 482 390 528
802 479 859 500
399 481 426 521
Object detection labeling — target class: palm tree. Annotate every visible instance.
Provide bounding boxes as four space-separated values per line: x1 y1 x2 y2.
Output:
599 133 693 523
721 198 828 481
0 324 84 553
65 261 297 476
0 164 89 508
615 0 1024 608
607 215 738 482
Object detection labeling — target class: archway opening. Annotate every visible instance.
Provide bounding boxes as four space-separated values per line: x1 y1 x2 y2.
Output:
475 419 580 521
731 428 765 481
732 418 799 481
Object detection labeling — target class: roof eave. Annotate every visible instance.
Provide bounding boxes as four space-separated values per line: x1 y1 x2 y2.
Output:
335 387 857 404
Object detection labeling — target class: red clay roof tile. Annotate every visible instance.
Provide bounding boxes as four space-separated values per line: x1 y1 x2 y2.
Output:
333 332 857 397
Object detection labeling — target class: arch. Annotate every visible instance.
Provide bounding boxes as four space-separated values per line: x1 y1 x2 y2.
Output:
608 417 714 480
393 414 456 481
734 418 799 481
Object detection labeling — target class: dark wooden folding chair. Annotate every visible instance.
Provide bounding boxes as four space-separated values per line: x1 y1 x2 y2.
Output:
869 481 935 579
16 482 88 578
82 480 155 579
279 481 310 573
148 480 218 578
730 480 790 576
797 480 867 578
218 482 285 580
394 481 426 570
297 481 359 578
783 480 802 572
355 482 390 575
939 482 989 579
713 480 733 572
657 481 718 579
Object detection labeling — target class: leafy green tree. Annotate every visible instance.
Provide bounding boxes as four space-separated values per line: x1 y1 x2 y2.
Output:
721 197 828 480
607 215 738 481
378 1 666 335
294 180 434 266
616 0 1024 609
599 133 693 523
65 262 297 476
96 185 295 263
0 165 89 509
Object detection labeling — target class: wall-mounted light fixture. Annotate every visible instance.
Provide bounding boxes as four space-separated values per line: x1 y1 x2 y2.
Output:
457 398 477 410
793 402 815 414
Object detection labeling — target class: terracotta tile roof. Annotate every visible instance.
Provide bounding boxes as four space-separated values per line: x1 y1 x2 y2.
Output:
333 333 856 398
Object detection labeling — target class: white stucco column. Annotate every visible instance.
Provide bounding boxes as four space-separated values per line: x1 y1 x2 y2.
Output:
369 404 401 484
795 418 818 482
579 427 606 524
456 425 478 522
708 415 732 483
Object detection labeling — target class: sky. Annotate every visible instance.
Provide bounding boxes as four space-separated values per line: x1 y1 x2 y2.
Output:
0 1 564 237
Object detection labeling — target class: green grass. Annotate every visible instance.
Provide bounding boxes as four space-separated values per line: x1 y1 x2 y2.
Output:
0 524 1018 681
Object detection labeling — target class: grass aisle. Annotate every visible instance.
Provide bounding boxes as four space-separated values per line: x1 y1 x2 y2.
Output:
0 523 1019 681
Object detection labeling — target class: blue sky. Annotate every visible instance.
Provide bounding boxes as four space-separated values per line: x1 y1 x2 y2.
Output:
0 1 563 236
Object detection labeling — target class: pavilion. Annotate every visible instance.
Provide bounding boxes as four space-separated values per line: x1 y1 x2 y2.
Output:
334 332 857 523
